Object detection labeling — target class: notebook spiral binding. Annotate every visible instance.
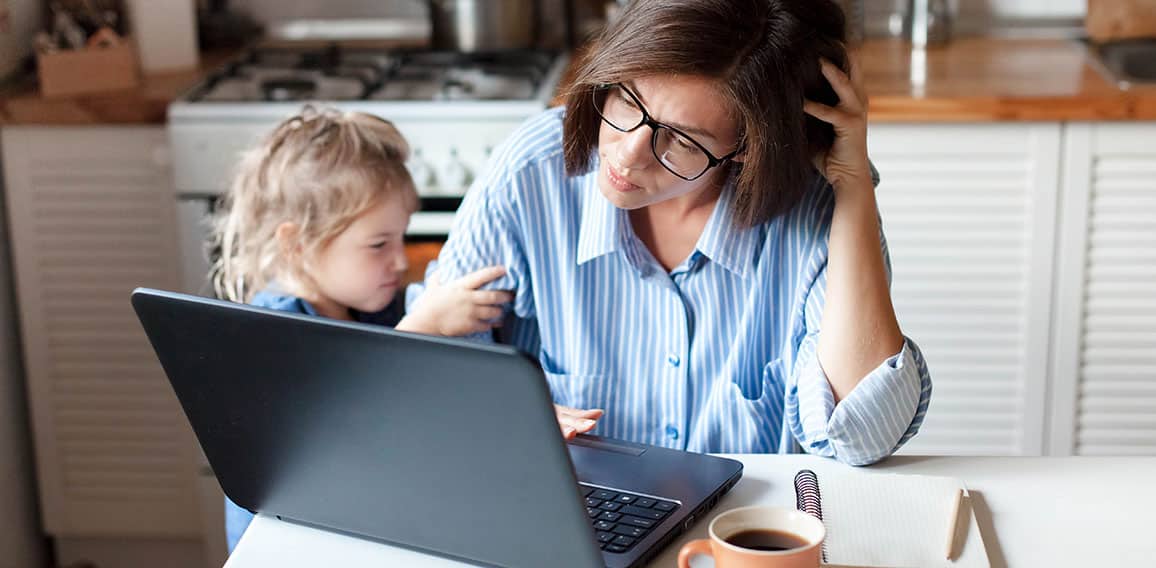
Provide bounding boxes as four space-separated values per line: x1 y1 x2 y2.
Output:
794 469 829 563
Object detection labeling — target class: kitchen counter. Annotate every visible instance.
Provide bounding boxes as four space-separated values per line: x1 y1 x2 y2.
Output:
5 37 1156 126
557 37 1156 122
0 38 433 127
860 37 1156 121
0 50 237 126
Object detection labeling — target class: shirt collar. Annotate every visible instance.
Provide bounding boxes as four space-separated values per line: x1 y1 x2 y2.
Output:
576 175 627 266
692 181 761 280
575 173 761 279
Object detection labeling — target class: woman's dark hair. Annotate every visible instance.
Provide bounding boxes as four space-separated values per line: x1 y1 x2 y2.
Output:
563 0 847 227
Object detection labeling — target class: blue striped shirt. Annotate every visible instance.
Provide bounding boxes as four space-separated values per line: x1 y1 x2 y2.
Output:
410 107 931 466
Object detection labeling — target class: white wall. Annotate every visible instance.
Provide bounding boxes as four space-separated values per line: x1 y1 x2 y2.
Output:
864 0 1086 36
231 0 425 22
979 0 1085 18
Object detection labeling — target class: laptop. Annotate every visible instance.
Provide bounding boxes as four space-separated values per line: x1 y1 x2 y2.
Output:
132 288 743 568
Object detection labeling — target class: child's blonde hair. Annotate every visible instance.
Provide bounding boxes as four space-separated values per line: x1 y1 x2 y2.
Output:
209 105 418 303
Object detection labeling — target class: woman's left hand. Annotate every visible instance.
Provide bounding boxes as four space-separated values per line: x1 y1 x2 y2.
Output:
803 56 873 195
555 404 603 439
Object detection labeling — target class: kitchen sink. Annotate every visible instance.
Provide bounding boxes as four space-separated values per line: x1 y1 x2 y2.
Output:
1088 39 1156 88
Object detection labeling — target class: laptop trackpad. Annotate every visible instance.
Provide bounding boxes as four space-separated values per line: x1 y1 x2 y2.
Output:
567 435 646 457
567 436 648 490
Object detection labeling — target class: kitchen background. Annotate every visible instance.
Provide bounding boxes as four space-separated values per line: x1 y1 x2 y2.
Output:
2 1 1154 567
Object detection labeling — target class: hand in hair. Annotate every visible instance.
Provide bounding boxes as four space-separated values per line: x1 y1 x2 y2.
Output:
396 266 513 336
803 56 873 195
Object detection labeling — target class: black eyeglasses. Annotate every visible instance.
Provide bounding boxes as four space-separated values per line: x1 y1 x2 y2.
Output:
591 83 742 181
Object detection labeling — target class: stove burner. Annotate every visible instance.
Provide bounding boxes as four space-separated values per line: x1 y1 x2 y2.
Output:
261 77 317 102
296 45 341 71
190 45 560 103
439 78 474 100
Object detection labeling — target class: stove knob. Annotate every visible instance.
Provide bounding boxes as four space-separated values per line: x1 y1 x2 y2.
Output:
441 148 473 195
406 149 437 193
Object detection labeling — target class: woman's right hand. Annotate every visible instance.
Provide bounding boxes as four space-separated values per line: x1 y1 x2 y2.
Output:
555 404 603 439
397 265 513 336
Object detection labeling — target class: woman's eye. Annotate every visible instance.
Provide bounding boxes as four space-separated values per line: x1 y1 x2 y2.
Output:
616 91 638 109
369 241 388 249
673 135 696 152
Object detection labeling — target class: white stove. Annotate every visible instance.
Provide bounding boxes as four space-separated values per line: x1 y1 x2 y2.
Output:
168 44 568 295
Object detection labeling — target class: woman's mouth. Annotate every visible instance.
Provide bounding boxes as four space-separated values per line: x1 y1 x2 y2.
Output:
606 165 642 193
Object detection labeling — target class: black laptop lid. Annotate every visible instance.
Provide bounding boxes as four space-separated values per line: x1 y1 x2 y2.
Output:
132 288 603 568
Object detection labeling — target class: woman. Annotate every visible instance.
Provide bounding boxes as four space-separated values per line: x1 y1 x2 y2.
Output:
411 0 931 465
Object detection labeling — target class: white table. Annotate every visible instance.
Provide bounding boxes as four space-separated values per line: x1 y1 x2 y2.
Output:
225 455 1156 567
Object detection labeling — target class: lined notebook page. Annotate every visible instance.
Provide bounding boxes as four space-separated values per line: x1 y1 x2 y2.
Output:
821 472 989 568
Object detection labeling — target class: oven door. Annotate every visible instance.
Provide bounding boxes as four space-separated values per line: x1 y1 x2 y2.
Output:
176 197 216 297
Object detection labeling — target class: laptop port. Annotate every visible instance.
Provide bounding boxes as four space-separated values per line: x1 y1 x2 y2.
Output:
683 513 696 531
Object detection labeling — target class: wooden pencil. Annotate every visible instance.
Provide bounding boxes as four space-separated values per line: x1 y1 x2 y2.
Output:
945 487 964 560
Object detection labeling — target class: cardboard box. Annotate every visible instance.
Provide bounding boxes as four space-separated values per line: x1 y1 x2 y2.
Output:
36 40 140 98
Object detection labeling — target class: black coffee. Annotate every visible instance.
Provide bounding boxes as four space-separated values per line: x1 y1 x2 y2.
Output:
724 529 809 552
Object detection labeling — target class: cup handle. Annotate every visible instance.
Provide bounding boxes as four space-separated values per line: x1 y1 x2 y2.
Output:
678 538 714 568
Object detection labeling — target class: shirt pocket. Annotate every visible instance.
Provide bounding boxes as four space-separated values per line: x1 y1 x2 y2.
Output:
732 357 785 402
542 371 607 411
705 359 785 452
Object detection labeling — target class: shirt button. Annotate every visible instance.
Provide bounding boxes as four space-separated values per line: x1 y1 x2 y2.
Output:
665 425 679 440
667 354 681 367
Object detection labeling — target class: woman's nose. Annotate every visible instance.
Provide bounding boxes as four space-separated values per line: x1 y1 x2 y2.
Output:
615 127 653 169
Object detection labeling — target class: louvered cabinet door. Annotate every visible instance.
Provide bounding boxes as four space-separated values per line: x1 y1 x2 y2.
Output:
1051 123 1156 456
868 124 1061 456
1 127 201 536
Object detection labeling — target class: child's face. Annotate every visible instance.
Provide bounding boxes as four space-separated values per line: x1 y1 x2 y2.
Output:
309 196 411 314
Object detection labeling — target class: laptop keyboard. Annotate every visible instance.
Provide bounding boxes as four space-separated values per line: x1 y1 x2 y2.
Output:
580 484 680 554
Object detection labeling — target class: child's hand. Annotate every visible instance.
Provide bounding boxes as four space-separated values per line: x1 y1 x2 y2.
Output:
397 266 513 336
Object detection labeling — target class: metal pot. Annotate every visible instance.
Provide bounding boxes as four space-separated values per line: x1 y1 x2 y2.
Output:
429 0 539 52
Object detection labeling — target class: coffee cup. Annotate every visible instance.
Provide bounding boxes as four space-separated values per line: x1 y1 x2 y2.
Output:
677 505 825 568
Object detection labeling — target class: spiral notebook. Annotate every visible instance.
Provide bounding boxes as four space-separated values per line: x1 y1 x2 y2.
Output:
794 469 990 568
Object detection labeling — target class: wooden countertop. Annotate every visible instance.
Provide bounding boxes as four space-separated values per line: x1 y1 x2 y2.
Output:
3 37 1155 126
0 50 238 126
859 37 1156 122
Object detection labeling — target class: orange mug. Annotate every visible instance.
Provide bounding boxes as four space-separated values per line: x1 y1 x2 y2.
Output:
678 505 825 568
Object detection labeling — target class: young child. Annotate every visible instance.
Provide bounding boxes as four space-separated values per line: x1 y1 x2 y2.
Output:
208 105 510 551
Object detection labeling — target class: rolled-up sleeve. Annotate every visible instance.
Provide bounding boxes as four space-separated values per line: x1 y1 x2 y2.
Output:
784 216 933 466
788 330 932 465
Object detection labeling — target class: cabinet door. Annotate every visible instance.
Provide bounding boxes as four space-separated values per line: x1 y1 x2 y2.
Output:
1 127 200 536
1050 123 1156 456
868 123 1061 456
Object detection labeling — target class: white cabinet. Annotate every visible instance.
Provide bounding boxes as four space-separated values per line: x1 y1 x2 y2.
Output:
870 121 1156 458
868 124 1062 456
1050 123 1156 456
1 127 207 566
